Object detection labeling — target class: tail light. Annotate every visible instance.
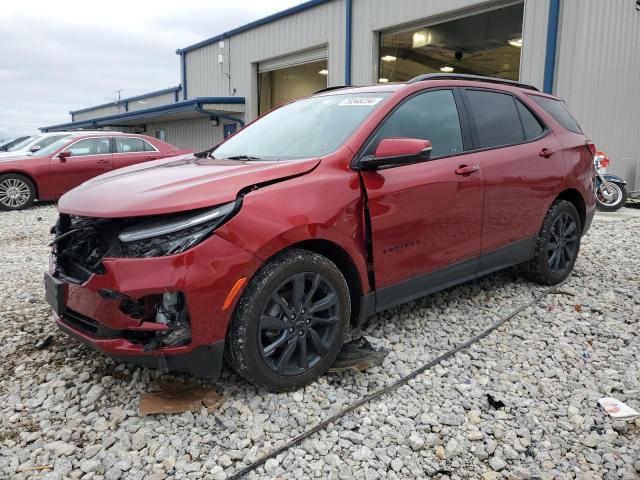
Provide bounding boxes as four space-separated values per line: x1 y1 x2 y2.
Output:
586 141 597 157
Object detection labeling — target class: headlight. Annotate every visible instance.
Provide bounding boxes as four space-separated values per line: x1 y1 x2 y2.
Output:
119 202 236 257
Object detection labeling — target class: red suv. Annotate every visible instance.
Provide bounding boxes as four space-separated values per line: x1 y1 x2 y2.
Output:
0 132 192 210
46 75 596 391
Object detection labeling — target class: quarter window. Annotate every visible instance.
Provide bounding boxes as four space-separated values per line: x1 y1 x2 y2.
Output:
367 89 464 159
515 99 545 140
67 138 111 156
115 137 155 153
466 90 524 149
528 95 583 134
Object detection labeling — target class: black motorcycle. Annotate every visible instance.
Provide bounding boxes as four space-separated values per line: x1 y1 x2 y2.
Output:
594 152 627 212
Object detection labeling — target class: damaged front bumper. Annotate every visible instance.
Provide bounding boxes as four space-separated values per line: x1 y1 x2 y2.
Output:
46 229 260 378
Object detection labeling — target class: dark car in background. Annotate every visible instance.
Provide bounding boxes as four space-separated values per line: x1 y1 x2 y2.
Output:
0 132 193 210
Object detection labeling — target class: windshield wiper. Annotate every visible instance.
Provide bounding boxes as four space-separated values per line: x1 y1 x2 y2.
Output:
226 155 263 161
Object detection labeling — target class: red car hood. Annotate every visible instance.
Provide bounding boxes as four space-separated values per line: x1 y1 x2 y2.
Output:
58 154 320 217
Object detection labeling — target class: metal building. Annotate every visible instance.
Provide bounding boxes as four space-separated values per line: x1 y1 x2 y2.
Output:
42 0 640 190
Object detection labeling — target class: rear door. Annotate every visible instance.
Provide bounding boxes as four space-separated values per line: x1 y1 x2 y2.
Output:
461 88 565 265
48 137 112 195
112 137 161 170
359 88 484 307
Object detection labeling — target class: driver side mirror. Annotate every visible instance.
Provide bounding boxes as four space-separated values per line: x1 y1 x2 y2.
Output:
58 151 72 162
359 138 432 170
29 145 41 153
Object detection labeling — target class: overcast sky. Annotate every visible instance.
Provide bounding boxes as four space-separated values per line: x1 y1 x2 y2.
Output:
0 0 302 141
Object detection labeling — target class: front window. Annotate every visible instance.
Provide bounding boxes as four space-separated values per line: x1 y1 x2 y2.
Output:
213 92 391 160
32 136 72 157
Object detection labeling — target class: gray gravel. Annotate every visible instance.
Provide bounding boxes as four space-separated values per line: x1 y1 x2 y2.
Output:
0 203 638 480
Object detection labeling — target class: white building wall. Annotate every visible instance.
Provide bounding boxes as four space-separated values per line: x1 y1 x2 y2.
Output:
73 104 122 122
555 0 640 190
127 92 177 112
144 117 225 151
186 0 345 119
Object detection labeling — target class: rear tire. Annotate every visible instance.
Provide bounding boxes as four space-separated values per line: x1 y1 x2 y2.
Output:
0 174 35 211
225 248 350 391
526 200 581 285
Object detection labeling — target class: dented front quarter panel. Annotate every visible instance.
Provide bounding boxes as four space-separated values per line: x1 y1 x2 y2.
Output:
57 233 262 353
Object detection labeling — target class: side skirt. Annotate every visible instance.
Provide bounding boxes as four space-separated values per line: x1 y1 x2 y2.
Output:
358 236 535 322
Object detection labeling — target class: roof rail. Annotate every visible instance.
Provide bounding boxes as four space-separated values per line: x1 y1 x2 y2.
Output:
407 73 540 92
313 85 353 94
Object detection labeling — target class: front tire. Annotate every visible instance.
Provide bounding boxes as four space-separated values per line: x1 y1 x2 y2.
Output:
596 182 627 212
526 200 582 285
0 174 36 211
225 249 350 391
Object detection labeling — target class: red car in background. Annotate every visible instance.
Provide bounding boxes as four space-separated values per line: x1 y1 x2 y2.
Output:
0 132 192 210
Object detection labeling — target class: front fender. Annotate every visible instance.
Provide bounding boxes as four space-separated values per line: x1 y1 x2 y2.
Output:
601 174 626 185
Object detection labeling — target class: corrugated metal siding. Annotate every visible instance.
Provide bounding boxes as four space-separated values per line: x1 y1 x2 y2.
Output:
73 104 122 121
519 0 549 89
127 92 176 112
144 117 224 151
186 0 345 119
555 0 640 190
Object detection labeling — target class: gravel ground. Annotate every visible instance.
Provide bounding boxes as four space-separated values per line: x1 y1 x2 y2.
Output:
0 203 638 480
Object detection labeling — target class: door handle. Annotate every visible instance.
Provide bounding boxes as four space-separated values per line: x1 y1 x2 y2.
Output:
455 164 480 175
96 159 109 164
540 148 556 158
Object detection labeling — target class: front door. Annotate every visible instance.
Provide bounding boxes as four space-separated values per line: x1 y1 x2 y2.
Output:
48 137 112 196
359 89 484 308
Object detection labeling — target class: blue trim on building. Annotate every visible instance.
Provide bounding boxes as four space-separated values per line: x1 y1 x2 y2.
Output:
69 86 182 115
180 53 188 100
42 97 245 132
543 0 561 94
194 104 245 128
175 0 331 54
345 0 353 85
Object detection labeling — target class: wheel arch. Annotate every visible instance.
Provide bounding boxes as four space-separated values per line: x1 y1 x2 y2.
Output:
283 239 364 325
0 170 40 199
554 188 586 233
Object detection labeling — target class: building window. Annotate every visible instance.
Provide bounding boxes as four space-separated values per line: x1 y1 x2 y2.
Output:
378 3 524 83
154 130 166 141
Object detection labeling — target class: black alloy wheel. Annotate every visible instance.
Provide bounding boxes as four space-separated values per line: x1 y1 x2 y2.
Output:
225 249 350 391
547 212 579 273
259 272 340 376
526 200 582 285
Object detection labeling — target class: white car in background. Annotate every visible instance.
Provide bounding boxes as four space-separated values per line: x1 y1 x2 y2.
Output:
0 132 105 159
0 136 30 152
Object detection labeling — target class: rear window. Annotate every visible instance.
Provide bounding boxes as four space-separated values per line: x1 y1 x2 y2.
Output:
466 90 524 149
528 95 583 134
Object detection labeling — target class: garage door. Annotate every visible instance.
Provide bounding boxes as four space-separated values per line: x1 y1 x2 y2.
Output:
258 46 328 73
258 47 329 114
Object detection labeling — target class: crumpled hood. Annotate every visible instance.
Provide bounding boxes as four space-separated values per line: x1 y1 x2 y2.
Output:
58 154 320 218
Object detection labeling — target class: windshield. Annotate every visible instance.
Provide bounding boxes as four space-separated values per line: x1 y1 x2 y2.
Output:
213 92 391 160
7 136 38 152
32 135 72 157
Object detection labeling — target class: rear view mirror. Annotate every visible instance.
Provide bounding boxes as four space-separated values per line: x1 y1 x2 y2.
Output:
359 138 432 170
29 145 41 153
58 151 72 161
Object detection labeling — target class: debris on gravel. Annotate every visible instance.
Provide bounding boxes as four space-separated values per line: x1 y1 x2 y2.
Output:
1 204 638 479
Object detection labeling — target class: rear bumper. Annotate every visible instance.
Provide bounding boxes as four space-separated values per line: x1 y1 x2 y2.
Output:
584 202 596 234
49 233 261 377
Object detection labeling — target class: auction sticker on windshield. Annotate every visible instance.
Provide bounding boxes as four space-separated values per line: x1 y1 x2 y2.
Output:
338 97 383 106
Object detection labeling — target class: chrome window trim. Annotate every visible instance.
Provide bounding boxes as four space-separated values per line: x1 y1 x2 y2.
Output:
113 136 159 154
